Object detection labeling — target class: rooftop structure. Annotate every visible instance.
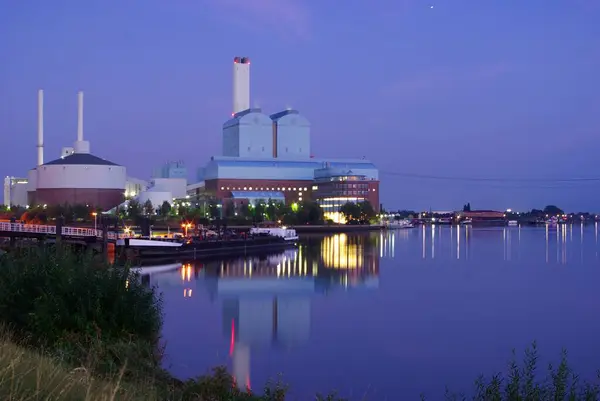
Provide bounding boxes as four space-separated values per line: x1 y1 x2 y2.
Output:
270 109 310 159
153 161 187 179
222 109 273 158
204 156 378 181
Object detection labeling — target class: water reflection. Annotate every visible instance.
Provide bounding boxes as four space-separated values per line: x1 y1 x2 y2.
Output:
140 228 600 399
376 223 600 264
144 233 379 390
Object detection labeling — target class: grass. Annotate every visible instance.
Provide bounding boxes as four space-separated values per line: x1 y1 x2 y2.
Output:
0 329 302 400
0 246 338 400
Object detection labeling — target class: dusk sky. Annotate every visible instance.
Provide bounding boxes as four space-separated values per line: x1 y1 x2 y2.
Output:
1 1 599 212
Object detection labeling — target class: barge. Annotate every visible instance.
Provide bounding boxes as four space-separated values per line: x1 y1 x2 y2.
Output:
116 228 298 263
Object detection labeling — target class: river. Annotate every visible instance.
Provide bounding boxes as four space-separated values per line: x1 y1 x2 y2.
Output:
143 224 600 400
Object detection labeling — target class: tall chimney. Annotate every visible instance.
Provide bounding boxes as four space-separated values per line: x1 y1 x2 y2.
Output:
77 91 84 141
232 56 250 114
73 91 90 154
37 89 44 166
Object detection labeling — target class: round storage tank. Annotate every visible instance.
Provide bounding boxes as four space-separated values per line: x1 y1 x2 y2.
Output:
35 153 126 210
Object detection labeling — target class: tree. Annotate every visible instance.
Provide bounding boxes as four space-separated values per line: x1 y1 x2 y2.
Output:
72 204 92 221
359 201 376 221
143 199 154 216
296 201 323 225
463 203 471 212
158 201 171 217
340 202 361 222
46 204 66 220
543 205 563 216
223 200 234 218
265 199 286 222
127 199 142 218
239 202 251 219
177 203 189 217
208 201 221 219
253 199 267 222
114 204 127 221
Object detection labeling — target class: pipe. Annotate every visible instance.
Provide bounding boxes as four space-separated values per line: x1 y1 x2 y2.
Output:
37 90 44 166
77 91 84 141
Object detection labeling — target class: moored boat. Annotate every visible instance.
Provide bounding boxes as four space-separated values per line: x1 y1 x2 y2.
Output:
386 219 414 229
249 223 299 241
116 232 296 263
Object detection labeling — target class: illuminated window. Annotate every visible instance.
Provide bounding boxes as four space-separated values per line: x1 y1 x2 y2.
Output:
312 185 318 190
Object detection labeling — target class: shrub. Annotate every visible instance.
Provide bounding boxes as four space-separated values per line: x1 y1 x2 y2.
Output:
0 247 162 378
429 342 600 401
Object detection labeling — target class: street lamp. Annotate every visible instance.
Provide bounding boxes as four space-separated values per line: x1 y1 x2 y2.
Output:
92 212 97 230
181 222 192 236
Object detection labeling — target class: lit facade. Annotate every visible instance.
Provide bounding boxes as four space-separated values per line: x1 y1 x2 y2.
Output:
202 157 379 208
125 177 149 198
313 167 379 223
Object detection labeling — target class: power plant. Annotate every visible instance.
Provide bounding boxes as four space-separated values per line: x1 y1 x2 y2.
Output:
3 56 380 220
25 90 127 210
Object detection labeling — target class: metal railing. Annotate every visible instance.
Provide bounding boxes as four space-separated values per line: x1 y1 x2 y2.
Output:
0 222 118 239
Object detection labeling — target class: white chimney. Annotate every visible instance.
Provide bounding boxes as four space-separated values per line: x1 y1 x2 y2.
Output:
232 56 250 114
37 89 44 166
73 91 90 154
77 91 83 142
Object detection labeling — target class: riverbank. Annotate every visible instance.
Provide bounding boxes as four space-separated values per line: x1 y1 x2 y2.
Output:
0 246 338 400
2 247 600 400
3 334 600 401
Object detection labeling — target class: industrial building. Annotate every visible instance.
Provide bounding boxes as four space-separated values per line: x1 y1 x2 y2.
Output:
23 90 138 211
5 56 379 218
3 176 28 208
189 56 380 222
